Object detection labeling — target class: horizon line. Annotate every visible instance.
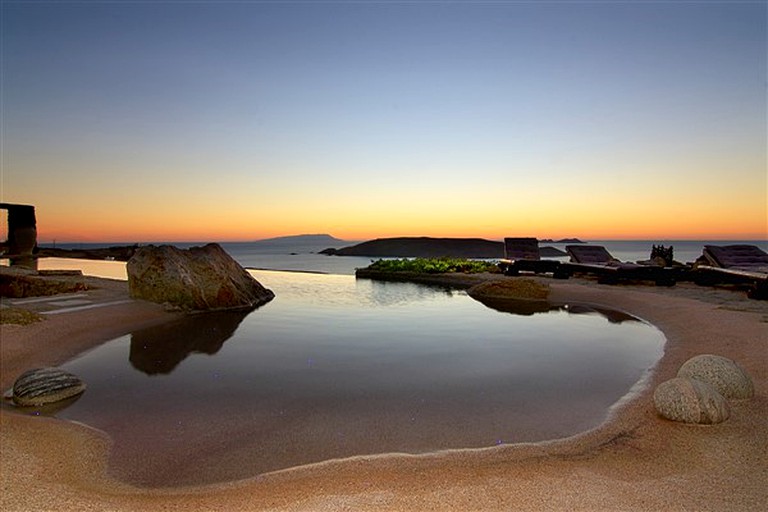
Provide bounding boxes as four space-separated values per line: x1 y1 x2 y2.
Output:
32 236 768 246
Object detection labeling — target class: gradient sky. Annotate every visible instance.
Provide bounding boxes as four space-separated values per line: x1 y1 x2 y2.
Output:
1 1 766 242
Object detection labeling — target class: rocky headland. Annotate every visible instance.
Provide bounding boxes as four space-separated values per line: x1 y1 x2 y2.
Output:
324 237 567 258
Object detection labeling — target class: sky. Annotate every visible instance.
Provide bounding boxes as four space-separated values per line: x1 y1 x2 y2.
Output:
1 0 766 243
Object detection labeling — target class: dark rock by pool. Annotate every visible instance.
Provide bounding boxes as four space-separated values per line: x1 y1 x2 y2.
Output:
127 243 274 311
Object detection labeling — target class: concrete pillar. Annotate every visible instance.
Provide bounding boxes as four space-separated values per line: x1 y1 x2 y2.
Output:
1 203 37 256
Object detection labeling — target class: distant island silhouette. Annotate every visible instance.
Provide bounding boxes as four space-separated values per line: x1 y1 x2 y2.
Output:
539 238 585 244
254 234 346 245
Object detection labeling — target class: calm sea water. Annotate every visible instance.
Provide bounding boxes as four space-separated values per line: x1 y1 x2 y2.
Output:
33 239 768 277
7 238 753 485
54 270 664 487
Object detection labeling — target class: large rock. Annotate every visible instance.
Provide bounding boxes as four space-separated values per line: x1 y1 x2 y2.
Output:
468 279 550 301
653 377 730 424
677 354 754 400
13 367 86 406
127 243 274 311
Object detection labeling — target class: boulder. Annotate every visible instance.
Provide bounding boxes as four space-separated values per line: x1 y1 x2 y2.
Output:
13 367 86 407
127 243 274 311
653 377 730 424
468 279 550 301
677 354 754 399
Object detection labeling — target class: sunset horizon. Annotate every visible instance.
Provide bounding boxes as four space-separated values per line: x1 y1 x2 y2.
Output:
2 2 765 245
2 200 766 245
24 228 768 246
2 1 767 505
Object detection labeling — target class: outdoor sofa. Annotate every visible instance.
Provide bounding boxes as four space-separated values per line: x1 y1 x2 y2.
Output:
561 244 677 286
498 237 568 278
694 244 768 300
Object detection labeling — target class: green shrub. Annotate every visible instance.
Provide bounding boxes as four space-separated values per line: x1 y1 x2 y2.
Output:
363 257 498 274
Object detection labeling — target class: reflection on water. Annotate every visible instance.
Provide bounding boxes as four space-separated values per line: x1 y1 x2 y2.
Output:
56 271 664 487
1 392 84 417
475 295 640 323
362 278 459 307
130 310 252 375
37 257 128 280
471 296 560 317
564 304 640 324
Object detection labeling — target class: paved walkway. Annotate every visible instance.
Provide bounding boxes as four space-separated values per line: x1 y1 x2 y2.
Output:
2 291 135 315
0 276 135 315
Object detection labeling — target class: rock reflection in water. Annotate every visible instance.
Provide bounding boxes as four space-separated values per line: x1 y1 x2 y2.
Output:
564 304 639 324
474 296 639 323
364 279 458 307
2 392 84 416
129 310 252 374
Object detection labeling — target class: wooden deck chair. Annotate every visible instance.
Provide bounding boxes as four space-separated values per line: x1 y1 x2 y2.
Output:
498 237 566 278
562 245 676 286
695 244 768 299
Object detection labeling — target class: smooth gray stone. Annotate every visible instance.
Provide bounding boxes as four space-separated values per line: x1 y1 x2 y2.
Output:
653 377 730 424
13 367 86 407
678 354 754 399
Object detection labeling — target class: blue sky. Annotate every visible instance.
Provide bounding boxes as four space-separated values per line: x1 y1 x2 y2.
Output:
1 1 766 241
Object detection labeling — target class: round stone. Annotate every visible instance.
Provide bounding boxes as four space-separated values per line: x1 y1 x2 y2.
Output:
653 377 730 424
677 354 754 399
12 367 86 407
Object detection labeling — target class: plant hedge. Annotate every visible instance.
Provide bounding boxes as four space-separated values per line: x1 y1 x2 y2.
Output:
362 257 499 274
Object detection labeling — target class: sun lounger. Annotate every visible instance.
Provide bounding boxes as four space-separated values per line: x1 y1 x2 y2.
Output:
694 244 768 299
562 245 676 286
498 237 568 278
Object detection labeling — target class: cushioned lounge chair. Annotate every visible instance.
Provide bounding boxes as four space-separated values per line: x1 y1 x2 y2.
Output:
695 244 768 299
498 237 567 278
562 245 676 286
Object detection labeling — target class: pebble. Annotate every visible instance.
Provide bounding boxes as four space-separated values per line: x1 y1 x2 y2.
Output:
653 377 730 424
12 367 86 407
677 354 754 399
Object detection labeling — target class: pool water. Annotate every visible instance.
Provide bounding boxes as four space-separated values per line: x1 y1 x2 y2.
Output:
57 271 664 487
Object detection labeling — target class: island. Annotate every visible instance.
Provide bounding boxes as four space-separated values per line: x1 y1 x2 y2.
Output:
323 237 567 258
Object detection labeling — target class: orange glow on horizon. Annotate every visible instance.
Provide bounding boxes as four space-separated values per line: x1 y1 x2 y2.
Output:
34 212 767 244
18 171 768 244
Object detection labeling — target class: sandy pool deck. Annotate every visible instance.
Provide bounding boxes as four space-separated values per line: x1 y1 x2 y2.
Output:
1 274 766 511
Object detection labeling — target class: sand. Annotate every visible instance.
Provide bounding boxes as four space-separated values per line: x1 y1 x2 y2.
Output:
1 274 766 511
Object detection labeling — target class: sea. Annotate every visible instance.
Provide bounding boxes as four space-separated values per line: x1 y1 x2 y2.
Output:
30 239 768 277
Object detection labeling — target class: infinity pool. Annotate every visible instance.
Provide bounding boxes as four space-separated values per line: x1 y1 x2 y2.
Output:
57 271 664 487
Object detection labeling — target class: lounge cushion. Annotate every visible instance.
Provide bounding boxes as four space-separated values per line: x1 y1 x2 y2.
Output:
504 238 541 261
704 245 768 271
566 245 616 264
